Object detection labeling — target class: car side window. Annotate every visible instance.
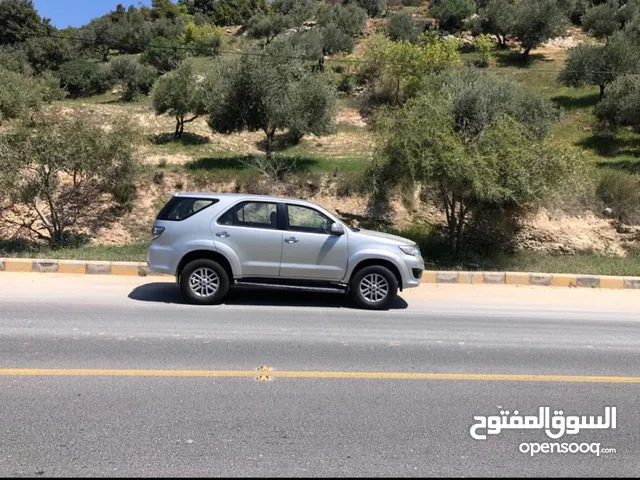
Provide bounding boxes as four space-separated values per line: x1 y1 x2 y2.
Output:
218 201 278 229
287 204 332 234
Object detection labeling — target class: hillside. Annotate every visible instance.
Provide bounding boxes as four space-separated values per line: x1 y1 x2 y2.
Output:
1 0 639 274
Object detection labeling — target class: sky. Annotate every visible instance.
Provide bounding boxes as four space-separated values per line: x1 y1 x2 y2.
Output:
33 0 154 29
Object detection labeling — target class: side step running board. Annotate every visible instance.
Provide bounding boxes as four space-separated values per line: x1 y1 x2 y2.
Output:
234 281 347 294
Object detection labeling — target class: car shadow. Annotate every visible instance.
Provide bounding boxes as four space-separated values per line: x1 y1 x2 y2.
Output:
128 282 409 310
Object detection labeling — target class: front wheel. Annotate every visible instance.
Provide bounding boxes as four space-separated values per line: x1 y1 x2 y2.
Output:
180 259 230 305
350 265 398 311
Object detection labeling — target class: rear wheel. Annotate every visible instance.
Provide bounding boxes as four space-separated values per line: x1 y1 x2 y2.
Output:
180 259 230 305
350 265 398 310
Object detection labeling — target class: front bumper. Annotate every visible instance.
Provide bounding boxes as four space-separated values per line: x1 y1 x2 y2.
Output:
401 256 425 289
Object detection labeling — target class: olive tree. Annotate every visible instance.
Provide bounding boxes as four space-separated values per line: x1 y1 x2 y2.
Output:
511 0 568 61
430 0 477 32
152 59 208 139
0 67 64 125
472 0 516 48
595 74 640 131
0 119 139 247
387 11 418 42
369 95 585 253
558 32 640 98
206 42 337 164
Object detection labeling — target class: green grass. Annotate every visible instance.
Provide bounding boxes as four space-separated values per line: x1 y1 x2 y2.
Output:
0 241 149 262
2 239 638 276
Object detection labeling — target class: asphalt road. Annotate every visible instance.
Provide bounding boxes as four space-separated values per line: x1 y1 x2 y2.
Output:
0 273 639 477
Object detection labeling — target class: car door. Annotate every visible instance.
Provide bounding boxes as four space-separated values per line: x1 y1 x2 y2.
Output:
279 203 348 281
211 200 283 278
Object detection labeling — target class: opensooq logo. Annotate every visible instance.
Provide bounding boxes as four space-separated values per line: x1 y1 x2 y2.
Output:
469 406 617 441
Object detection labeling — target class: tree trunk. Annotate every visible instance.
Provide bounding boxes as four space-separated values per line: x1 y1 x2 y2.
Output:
599 84 606 100
102 48 110 62
175 116 183 139
521 47 531 62
497 34 507 49
265 129 275 160
455 199 466 255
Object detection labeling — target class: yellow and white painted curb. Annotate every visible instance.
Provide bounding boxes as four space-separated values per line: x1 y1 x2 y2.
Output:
0 259 151 277
0 258 639 289
423 270 640 290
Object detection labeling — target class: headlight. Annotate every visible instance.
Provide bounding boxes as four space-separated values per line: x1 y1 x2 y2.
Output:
399 245 420 256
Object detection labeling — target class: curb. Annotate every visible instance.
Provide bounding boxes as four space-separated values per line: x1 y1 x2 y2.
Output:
0 259 154 277
1 258 639 290
422 270 640 290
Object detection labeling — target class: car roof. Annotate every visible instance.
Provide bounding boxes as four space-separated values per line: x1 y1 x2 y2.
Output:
173 192 321 207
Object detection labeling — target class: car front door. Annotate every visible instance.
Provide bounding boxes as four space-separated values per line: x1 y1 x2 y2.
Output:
279 203 348 281
211 200 283 278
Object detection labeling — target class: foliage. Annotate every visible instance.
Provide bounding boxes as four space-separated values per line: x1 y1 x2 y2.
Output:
81 16 119 62
582 0 626 38
178 0 268 26
474 33 495 66
0 119 139 247
359 33 461 105
22 35 76 73
595 74 640 131
581 0 640 38
369 95 586 253
430 0 477 32
0 0 45 45
247 11 291 45
343 0 387 18
206 42 337 164
0 67 64 124
58 59 112 98
558 33 640 98
387 11 418 42
437 68 560 141
511 0 568 61
316 3 368 55
181 21 224 55
272 0 318 27
596 169 640 223
141 36 187 73
0 45 32 75
152 59 209 138
471 0 515 47
108 57 157 102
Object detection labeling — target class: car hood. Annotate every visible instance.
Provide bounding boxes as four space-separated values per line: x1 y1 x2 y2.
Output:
353 229 417 246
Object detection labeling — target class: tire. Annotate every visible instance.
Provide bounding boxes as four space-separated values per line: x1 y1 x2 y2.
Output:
180 259 230 305
350 265 398 311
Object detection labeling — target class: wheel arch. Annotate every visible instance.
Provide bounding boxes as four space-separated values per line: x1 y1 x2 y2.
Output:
176 250 234 283
349 258 403 292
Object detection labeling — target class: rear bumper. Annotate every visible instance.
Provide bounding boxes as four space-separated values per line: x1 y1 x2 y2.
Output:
146 244 179 276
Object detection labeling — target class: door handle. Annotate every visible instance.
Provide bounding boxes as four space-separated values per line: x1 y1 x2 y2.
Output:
285 237 299 244
216 231 230 238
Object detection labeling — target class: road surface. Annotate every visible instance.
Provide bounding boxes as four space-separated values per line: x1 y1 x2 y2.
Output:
0 273 639 477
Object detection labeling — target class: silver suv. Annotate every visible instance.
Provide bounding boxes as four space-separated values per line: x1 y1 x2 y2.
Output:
147 193 424 310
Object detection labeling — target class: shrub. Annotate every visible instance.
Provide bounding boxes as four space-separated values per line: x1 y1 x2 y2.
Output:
58 59 111 98
596 169 640 223
141 36 187 74
388 11 418 42
109 57 157 102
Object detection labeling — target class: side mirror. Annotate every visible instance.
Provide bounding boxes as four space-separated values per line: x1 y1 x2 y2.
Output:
330 222 345 235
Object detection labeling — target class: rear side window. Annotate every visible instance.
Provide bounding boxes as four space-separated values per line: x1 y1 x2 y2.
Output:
157 197 218 221
217 201 278 229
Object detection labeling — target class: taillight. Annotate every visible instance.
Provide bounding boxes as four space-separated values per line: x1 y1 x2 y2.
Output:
151 226 165 240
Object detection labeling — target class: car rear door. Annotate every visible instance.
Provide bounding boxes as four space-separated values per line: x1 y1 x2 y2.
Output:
211 200 283 278
279 203 348 281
